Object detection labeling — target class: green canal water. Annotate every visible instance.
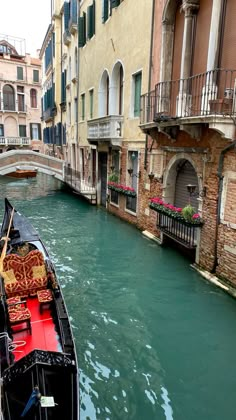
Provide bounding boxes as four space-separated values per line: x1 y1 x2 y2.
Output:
0 173 236 420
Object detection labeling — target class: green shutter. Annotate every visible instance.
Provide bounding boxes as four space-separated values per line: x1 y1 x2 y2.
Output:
79 15 85 47
111 0 120 8
64 1 70 31
30 123 33 140
17 67 23 80
19 125 26 137
87 3 95 39
103 0 109 22
33 70 39 82
93 1 96 36
38 124 41 140
90 90 93 119
134 73 142 117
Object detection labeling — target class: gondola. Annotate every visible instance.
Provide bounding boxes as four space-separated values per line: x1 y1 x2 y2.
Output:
0 198 79 419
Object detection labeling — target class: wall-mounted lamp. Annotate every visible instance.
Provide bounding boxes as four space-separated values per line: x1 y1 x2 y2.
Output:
128 168 141 178
186 184 207 198
110 165 115 172
131 151 137 161
148 172 155 181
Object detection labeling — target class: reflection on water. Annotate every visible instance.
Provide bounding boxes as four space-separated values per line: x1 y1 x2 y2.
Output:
0 174 236 420
0 173 62 201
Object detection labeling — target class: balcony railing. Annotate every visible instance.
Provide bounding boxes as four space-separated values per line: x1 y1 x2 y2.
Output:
87 115 124 144
157 213 201 249
141 69 236 124
0 137 30 146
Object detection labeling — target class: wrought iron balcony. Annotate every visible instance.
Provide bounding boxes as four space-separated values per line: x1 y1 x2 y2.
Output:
141 69 236 126
0 137 31 146
87 115 124 147
157 212 201 249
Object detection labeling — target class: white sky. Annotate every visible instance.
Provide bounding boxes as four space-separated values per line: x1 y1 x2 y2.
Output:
0 0 51 56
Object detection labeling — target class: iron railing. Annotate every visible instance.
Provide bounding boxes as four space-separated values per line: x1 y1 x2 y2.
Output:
64 165 96 193
157 213 201 249
141 69 236 124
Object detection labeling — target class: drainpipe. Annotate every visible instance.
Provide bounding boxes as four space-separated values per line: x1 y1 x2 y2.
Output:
144 0 155 170
76 0 80 173
212 134 236 272
60 12 63 157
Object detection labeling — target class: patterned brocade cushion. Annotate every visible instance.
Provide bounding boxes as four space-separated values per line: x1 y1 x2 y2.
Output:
32 265 46 279
37 289 53 303
1 269 16 284
3 250 45 282
9 308 31 323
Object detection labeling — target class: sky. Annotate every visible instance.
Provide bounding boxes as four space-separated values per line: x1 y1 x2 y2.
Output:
0 0 51 56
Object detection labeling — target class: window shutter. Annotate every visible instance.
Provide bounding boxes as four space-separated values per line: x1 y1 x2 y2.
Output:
30 123 33 140
87 4 95 39
17 67 23 80
93 1 96 36
38 124 41 140
111 0 120 9
102 0 109 22
64 1 70 31
33 70 39 83
134 73 142 117
71 0 77 23
79 15 85 47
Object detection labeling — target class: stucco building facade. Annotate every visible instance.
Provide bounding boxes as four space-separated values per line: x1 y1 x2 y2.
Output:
0 35 43 153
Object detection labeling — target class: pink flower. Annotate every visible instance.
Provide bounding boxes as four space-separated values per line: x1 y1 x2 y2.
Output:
193 213 200 219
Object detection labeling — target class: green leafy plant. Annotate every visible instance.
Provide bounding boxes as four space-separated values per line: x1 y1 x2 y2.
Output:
108 173 119 183
181 204 195 222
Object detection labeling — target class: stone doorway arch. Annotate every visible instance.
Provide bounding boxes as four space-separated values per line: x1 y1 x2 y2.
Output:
163 154 202 212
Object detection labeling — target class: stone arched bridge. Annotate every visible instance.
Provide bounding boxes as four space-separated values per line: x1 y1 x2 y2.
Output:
0 150 64 181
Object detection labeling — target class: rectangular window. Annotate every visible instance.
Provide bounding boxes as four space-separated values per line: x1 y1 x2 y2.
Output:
33 70 39 83
89 89 94 119
110 189 119 205
19 125 26 137
0 124 4 137
81 94 85 120
30 123 41 140
133 72 142 117
17 86 25 112
74 98 78 122
17 66 23 80
126 196 137 213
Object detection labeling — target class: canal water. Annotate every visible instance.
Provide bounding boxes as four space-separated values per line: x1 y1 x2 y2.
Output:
0 173 236 420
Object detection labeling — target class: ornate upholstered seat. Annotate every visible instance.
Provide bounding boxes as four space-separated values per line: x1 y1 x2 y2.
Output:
7 300 32 335
37 289 53 313
2 250 48 298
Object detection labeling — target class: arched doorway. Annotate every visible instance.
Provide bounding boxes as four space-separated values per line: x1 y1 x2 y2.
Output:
174 160 199 211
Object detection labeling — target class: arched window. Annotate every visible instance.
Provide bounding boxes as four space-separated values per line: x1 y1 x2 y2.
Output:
98 70 110 117
3 85 15 111
30 89 37 108
110 61 124 115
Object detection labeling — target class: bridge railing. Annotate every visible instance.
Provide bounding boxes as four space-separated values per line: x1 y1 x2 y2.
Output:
64 165 96 193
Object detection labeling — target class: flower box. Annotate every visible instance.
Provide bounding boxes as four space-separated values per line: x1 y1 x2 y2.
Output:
149 198 203 227
108 182 136 198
